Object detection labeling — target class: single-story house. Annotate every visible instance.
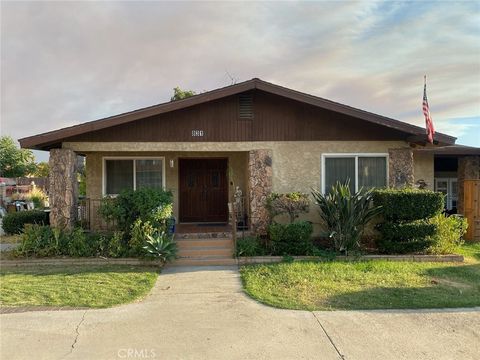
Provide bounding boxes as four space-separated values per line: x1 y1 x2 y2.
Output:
19 78 480 241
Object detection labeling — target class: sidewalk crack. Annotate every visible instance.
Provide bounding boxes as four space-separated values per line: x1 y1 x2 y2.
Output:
64 309 88 357
312 312 345 359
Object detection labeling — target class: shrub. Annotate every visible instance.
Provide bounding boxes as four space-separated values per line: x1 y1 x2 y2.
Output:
235 236 266 257
377 221 436 254
378 221 437 241
143 231 177 262
99 188 173 233
268 221 314 255
2 210 48 234
19 224 55 256
266 192 310 223
373 188 444 221
16 225 130 258
108 231 126 257
374 188 445 254
129 219 155 256
26 187 47 209
66 227 92 257
312 182 382 254
427 214 467 255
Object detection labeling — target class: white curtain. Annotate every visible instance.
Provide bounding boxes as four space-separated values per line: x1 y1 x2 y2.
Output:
358 157 387 189
136 159 163 190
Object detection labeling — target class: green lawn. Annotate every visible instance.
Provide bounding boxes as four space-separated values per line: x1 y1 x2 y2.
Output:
0 266 159 308
240 244 480 311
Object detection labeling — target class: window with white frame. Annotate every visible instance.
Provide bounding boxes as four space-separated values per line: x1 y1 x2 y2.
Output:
322 154 388 193
103 158 165 195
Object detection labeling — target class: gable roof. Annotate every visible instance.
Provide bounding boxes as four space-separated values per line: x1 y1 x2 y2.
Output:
19 78 456 150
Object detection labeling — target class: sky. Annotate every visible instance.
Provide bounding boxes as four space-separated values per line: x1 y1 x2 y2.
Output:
1 1 479 162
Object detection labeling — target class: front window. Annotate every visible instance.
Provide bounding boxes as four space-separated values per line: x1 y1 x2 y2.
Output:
104 158 164 195
323 154 387 193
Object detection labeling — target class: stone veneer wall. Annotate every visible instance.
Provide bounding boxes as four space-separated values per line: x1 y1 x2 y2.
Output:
248 149 273 235
388 148 414 188
457 155 480 215
49 149 78 229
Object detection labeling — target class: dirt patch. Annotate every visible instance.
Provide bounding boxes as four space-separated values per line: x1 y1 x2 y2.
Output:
430 277 473 290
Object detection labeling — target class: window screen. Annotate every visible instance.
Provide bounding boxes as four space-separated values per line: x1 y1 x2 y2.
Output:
105 160 133 195
358 157 387 189
324 157 355 193
136 159 163 190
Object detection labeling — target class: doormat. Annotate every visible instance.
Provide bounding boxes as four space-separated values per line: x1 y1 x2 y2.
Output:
196 223 228 227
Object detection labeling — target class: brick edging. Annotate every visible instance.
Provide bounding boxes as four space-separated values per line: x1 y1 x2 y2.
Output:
238 254 464 264
0 258 163 267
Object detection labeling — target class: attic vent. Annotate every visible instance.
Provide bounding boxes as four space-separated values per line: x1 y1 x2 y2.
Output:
239 94 254 119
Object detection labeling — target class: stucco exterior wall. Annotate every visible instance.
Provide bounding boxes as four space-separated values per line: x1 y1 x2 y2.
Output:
413 152 434 190
71 140 417 234
73 140 411 193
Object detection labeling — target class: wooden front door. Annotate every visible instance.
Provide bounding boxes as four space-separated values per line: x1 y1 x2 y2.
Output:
179 158 228 223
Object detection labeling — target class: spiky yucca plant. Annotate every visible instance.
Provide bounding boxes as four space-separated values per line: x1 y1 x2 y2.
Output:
143 232 177 263
312 182 382 254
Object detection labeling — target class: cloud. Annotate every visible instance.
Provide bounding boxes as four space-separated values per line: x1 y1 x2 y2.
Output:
1 0 479 162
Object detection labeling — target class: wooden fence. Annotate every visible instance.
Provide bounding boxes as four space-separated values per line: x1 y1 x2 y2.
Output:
464 180 480 241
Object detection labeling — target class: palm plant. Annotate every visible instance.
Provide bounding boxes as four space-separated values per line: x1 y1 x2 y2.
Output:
312 182 382 254
143 231 177 263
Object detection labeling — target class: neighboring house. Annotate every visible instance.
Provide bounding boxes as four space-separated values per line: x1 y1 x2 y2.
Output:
19 78 480 240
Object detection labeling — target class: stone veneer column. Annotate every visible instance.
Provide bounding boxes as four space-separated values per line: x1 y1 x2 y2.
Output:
388 148 414 188
248 149 273 236
457 156 480 215
49 149 79 229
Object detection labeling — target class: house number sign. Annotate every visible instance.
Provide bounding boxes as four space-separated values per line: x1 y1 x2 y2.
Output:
191 130 204 137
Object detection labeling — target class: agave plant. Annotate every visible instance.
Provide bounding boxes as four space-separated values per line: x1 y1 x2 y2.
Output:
312 182 382 254
143 231 177 263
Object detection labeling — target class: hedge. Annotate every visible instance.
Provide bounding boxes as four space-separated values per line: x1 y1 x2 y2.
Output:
2 210 49 235
269 221 314 255
376 237 435 254
378 221 437 242
374 188 444 254
373 188 444 221
377 221 437 254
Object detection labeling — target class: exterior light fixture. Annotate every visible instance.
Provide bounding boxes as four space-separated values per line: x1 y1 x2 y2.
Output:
170 159 174 168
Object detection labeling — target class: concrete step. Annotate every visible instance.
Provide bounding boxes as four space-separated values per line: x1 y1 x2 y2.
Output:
170 257 238 266
177 247 233 258
174 230 252 240
174 232 233 240
175 238 234 249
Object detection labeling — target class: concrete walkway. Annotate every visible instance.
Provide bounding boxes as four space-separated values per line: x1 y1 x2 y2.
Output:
1 266 479 360
0 243 18 252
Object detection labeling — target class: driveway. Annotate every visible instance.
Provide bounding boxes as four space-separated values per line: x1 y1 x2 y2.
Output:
1 266 479 360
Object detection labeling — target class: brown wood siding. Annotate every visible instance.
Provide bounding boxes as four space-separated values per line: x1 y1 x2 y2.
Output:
65 90 408 143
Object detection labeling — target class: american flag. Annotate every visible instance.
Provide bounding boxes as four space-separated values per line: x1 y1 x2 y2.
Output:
423 76 435 143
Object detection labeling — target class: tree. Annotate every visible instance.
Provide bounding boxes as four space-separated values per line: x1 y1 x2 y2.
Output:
31 162 49 177
170 87 196 101
0 136 36 177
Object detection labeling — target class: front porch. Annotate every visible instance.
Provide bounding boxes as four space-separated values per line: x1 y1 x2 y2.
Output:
50 148 273 236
